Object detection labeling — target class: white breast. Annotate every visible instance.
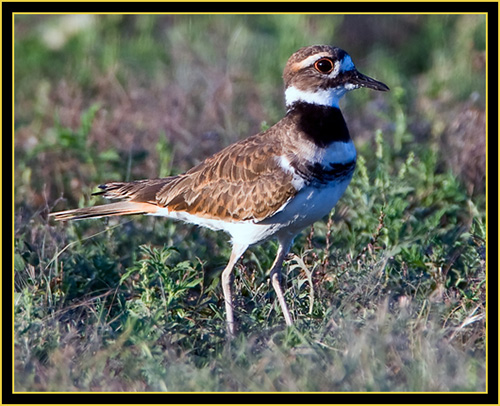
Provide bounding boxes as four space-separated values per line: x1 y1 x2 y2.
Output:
317 140 357 165
256 174 354 240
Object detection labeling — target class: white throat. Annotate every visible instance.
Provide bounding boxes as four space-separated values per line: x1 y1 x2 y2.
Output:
285 86 348 110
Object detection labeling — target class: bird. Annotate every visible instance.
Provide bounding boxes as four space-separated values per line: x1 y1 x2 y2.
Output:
51 45 389 336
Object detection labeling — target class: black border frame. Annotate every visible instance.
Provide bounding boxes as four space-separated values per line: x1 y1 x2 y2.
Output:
4 2 498 404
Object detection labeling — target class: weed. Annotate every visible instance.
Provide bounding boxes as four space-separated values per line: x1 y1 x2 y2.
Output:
14 14 486 392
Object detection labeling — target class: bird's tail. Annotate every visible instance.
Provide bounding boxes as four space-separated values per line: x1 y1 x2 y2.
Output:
50 201 158 221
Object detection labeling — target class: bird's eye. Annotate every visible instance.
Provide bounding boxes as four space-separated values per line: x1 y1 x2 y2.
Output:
314 58 335 74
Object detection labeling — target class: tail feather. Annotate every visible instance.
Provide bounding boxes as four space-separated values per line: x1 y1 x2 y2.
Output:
50 201 158 221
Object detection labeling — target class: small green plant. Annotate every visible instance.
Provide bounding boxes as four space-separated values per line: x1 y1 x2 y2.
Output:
14 14 486 392
119 245 206 342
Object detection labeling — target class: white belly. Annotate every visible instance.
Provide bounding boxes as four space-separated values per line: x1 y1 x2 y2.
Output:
253 177 352 241
225 176 352 247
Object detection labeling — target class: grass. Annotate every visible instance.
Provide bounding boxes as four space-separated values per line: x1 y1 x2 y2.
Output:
13 14 487 392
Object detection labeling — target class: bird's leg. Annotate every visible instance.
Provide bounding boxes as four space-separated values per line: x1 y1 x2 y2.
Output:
221 243 248 337
269 237 294 326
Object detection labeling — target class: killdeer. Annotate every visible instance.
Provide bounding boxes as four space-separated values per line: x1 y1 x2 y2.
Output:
51 45 389 336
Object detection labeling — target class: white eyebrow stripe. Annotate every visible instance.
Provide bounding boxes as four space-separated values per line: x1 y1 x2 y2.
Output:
293 54 356 79
290 52 332 71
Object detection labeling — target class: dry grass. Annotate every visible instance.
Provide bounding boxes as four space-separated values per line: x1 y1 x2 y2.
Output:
13 14 487 393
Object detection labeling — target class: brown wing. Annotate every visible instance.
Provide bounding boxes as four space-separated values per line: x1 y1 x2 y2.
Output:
94 133 298 222
156 133 297 221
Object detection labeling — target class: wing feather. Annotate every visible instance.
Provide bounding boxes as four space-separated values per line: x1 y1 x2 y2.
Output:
154 133 298 221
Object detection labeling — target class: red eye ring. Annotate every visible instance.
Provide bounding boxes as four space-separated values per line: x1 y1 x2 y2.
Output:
314 58 335 74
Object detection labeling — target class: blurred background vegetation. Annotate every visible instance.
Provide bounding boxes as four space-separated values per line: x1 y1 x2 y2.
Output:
14 14 486 392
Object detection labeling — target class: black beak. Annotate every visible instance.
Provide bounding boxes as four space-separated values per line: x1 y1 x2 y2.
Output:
349 70 389 92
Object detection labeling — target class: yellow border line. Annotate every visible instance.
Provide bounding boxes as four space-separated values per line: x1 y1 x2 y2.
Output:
10 10 490 397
